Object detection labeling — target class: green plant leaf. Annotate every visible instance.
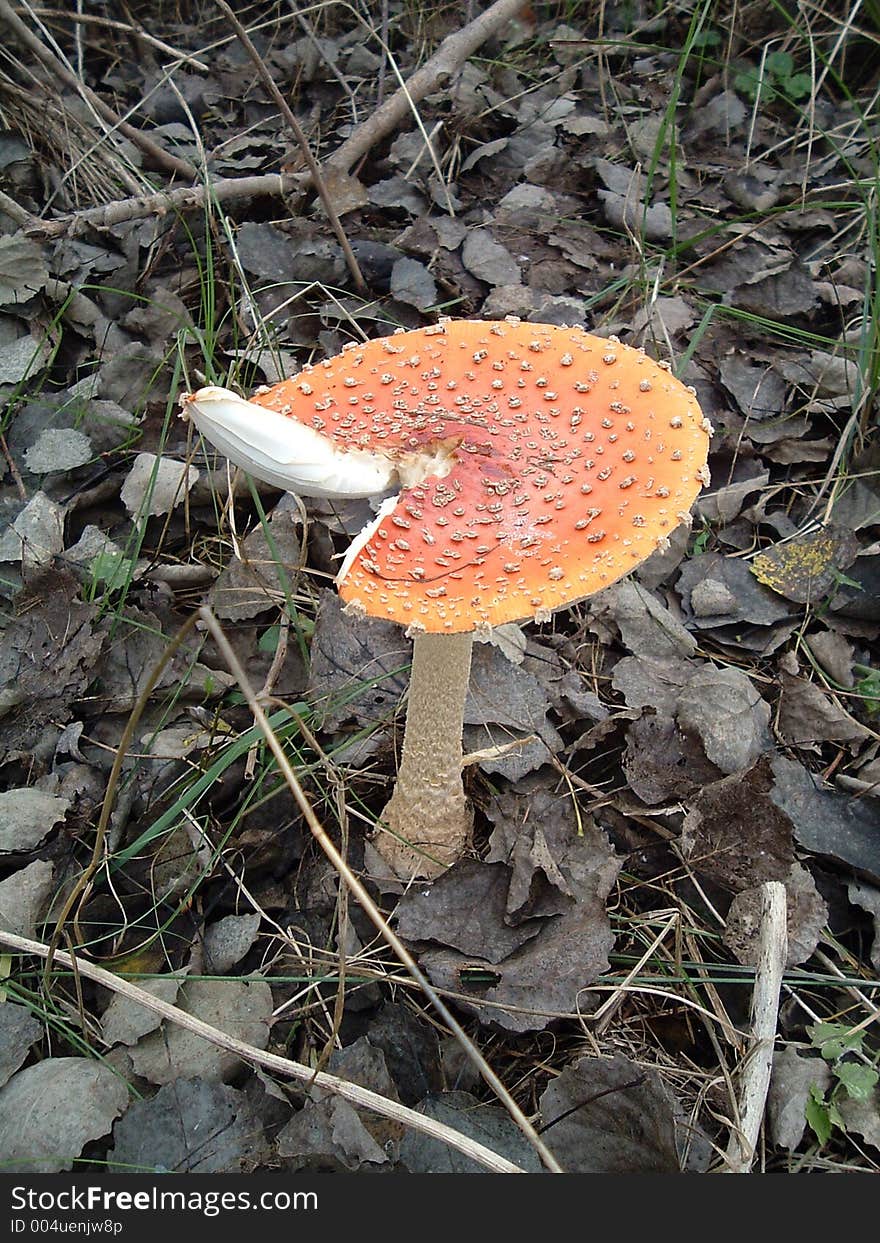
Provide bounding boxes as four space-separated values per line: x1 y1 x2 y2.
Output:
785 73 813 100
808 1021 864 1060
258 624 282 653
805 1086 832 1145
734 67 761 100
834 1062 879 1101
805 1084 843 1145
766 50 794 77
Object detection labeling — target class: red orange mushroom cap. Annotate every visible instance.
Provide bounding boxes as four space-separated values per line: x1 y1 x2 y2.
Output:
238 318 711 633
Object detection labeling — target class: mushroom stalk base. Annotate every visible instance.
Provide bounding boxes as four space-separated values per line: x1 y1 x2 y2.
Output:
376 631 474 881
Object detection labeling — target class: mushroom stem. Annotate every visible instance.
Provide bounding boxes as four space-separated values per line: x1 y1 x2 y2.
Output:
376 631 474 880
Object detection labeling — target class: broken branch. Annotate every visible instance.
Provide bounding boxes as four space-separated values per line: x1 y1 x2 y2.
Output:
20 0 527 239
724 881 788 1172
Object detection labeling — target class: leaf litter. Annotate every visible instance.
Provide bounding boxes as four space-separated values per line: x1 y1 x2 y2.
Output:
0 0 878 1178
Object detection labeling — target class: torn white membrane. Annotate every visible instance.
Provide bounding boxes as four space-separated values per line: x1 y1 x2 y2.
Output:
183 386 398 499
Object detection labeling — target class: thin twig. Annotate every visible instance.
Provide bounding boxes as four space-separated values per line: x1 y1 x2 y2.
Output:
29 7 210 70
22 0 526 239
288 1 359 124
325 0 528 176
724 882 788 1172
0 0 197 181
0 429 27 500
198 604 564 1174
23 175 292 239
215 0 366 293
0 930 526 1174
0 188 31 225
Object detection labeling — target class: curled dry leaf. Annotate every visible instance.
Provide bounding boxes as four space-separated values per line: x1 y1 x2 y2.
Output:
0 1058 129 1173
624 711 720 805
110 1077 269 1174
398 788 620 1033
0 233 49 304
0 491 65 568
678 553 793 629
538 1055 706 1173
590 577 697 660
276 1094 388 1172
0 787 70 854
202 912 262 974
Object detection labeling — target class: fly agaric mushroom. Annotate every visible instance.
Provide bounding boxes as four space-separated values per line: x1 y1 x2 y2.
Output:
183 318 711 880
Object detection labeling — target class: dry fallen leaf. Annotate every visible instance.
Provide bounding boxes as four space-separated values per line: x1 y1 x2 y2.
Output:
127 977 273 1085
0 1002 42 1089
0 787 70 854
0 1058 129 1173
110 1076 269 1174
538 1055 706 1173
768 1047 832 1151
399 1091 542 1173
120 453 199 518
723 863 828 967
681 759 795 892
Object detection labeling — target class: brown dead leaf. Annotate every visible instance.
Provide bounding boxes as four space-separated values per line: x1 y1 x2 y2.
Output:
485 786 620 922
399 1091 542 1173
0 1003 42 1090
678 553 794 631
538 1054 707 1172
624 712 721 805
404 788 620 1033
777 664 871 751
676 665 772 774
0 571 107 756
768 1047 832 1151
110 1077 270 1174
590 578 697 660
209 504 303 621
307 590 409 732
0 1058 128 1173
681 760 795 893
127 977 272 1085
395 862 540 963
770 755 880 883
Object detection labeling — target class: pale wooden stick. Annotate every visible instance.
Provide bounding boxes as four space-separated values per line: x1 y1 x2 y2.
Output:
325 0 528 175
25 175 292 239
0 929 524 1174
724 881 788 1172
22 0 527 239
